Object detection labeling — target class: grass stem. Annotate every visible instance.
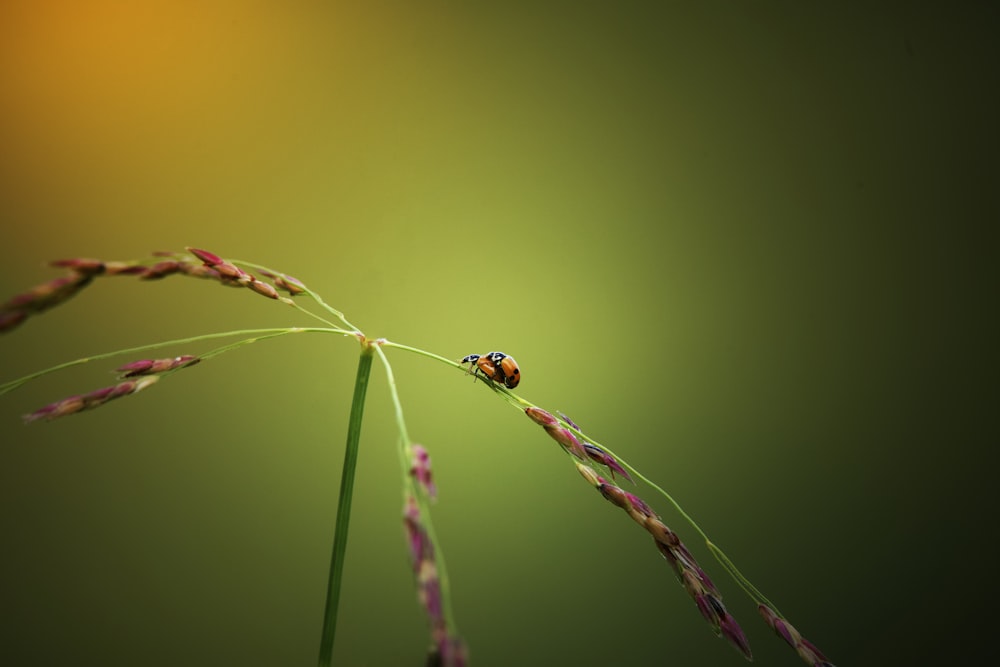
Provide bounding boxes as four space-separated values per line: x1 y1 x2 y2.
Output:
318 342 374 666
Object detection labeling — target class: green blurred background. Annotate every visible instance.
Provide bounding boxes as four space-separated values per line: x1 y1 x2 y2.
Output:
1 2 995 665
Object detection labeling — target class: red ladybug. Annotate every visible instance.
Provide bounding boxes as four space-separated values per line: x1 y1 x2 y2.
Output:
460 351 520 389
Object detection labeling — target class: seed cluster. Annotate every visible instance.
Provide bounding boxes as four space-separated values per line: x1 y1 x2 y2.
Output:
404 445 466 667
576 461 753 660
0 262 100 332
1 248 305 335
23 376 160 423
22 355 201 424
524 407 631 481
409 444 437 499
523 405 835 666
759 604 834 667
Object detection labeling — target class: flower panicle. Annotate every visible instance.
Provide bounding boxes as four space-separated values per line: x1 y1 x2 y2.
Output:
575 461 753 661
524 408 834 664
115 355 200 378
758 604 836 667
23 376 160 423
403 496 466 667
48 258 107 275
524 407 632 482
1 247 305 335
3 247 326 345
1 271 96 333
23 353 199 423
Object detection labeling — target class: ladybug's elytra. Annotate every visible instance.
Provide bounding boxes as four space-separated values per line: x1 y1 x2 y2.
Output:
460 351 520 389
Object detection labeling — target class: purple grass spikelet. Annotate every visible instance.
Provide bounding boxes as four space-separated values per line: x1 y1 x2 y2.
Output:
0 310 28 333
116 355 199 378
23 376 159 423
102 261 147 276
525 408 631 480
2 272 94 314
410 444 437 499
181 246 289 299
403 496 465 667
404 496 432 564
524 406 559 427
582 443 633 483
525 407 588 459
187 247 247 282
139 260 184 280
273 274 306 296
545 425 588 459
556 411 580 430
186 247 225 266
758 604 835 666
257 269 307 296
178 262 222 280
49 258 106 275
247 278 280 300
574 461 753 660
1 271 97 333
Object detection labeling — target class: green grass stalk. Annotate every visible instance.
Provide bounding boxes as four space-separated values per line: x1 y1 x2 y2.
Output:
318 342 374 667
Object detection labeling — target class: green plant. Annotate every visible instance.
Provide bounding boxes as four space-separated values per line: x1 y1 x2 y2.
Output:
1 248 835 666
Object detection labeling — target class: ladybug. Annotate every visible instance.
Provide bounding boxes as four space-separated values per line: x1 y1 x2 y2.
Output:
460 351 521 389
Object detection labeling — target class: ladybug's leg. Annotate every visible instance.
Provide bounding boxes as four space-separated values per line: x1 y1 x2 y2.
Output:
460 354 480 381
476 357 499 385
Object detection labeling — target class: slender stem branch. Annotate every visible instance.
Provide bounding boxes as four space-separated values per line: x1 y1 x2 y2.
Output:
0 327 350 396
318 342 374 667
379 339 460 367
372 343 460 636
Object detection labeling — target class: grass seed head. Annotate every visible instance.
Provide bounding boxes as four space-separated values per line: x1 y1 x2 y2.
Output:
410 444 437 499
139 260 183 280
575 462 602 487
116 355 198 378
0 310 28 333
257 269 307 296
597 479 631 510
3 272 94 313
525 406 559 427
544 425 588 459
247 279 279 300
404 496 433 567
273 274 306 296
23 376 159 424
718 603 753 660
179 263 222 280
578 464 752 660
49 258 106 275
582 443 633 483
758 604 834 666
186 247 224 266
103 261 147 276
213 262 248 281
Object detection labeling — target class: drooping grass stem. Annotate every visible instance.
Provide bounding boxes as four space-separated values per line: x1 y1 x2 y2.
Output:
373 343 460 638
318 342 374 667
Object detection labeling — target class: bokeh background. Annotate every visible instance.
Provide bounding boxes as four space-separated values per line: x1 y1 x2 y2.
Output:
1 2 996 666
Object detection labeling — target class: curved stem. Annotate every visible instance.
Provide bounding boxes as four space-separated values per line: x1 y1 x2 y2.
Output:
372 343 460 636
318 343 374 667
0 327 350 396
